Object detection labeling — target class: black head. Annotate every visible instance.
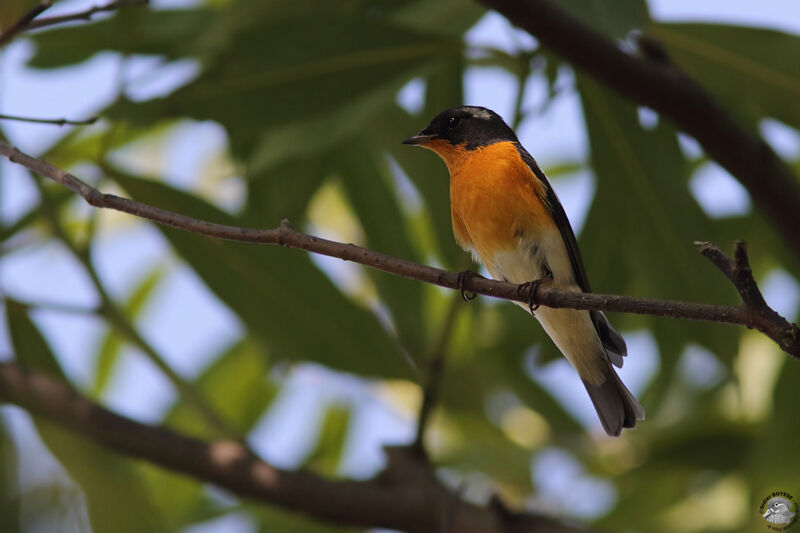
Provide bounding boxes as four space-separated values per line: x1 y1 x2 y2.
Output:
402 106 517 150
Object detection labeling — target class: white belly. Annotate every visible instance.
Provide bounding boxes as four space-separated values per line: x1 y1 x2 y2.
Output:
479 231 606 385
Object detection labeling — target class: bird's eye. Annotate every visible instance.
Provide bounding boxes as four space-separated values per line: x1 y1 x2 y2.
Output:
447 116 460 129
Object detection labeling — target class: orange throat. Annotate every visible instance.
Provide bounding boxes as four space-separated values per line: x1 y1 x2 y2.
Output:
419 139 474 175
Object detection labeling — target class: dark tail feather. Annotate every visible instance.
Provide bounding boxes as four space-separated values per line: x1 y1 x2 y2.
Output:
591 310 626 368
583 369 644 437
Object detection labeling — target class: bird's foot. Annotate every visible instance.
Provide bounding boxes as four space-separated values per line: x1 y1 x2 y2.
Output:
456 270 478 302
517 275 554 315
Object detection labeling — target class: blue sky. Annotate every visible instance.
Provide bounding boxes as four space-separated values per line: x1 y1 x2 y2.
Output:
2 1 800 531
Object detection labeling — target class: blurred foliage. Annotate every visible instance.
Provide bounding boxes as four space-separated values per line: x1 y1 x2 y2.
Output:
2 0 800 532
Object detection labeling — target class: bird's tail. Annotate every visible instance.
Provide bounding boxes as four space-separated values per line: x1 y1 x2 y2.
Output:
582 367 644 437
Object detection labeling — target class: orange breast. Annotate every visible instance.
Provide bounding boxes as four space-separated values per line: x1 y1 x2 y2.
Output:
434 141 555 261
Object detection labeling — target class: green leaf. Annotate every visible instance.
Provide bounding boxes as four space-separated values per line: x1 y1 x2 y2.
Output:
651 23 800 131
43 121 181 171
92 264 165 397
106 12 461 154
109 170 410 379
753 356 800 488
243 156 328 230
435 411 533 490
6 300 64 378
645 420 755 472
302 404 351 476
576 76 739 402
244 85 395 178
165 338 276 436
0 0 46 33
543 161 585 178
0 188 71 243
5 300 167 533
26 8 218 69
389 0 486 36
339 145 426 355
598 464 696 531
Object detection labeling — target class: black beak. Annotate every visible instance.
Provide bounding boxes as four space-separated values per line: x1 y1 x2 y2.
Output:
402 132 438 145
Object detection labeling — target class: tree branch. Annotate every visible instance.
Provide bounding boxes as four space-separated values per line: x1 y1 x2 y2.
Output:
0 361 590 533
0 113 98 127
22 0 149 33
1 139 798 358
695 240 799 350
479 0 800 267
0 0 52 46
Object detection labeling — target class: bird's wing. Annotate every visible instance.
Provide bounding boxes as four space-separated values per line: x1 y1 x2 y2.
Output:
514 143 590 292
514 143 627 365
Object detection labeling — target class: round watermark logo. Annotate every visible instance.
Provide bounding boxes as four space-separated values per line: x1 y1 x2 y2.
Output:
760 492 798 531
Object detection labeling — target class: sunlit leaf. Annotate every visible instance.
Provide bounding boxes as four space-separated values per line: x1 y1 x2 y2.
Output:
92 264 165 397
165 338 276 436
302 403 351 476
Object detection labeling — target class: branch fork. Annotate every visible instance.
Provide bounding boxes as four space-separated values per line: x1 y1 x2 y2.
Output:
695 240 800 354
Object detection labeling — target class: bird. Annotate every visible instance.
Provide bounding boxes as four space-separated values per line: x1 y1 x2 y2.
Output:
403 105 644 436
763 497 796 525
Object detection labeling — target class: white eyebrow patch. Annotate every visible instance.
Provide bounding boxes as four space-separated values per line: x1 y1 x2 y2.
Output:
467 107 492 120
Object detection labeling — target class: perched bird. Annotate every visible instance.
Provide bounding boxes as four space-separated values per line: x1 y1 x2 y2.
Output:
763 497 796 525
403 106 644 436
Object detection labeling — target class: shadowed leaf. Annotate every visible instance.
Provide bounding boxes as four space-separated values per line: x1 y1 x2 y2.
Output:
109 170 410 379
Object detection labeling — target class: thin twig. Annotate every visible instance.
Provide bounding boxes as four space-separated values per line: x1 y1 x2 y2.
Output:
0 361 590 533
413 294 462 456
0 114 98 127
0 0 52 46
24 0 149 32
4 298 99 315
694 240 799 350
1 139 798 358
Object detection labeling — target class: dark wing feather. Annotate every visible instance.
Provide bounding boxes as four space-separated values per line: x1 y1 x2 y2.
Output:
514 143 627 366
514 143 590 291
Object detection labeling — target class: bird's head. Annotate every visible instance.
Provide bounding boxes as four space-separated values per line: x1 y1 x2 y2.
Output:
763 497 795 524
769 499 791 513
402 106 517 170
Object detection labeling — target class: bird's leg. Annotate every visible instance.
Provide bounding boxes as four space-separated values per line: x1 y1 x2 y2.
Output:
456 270 478 302
517 274 554 315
